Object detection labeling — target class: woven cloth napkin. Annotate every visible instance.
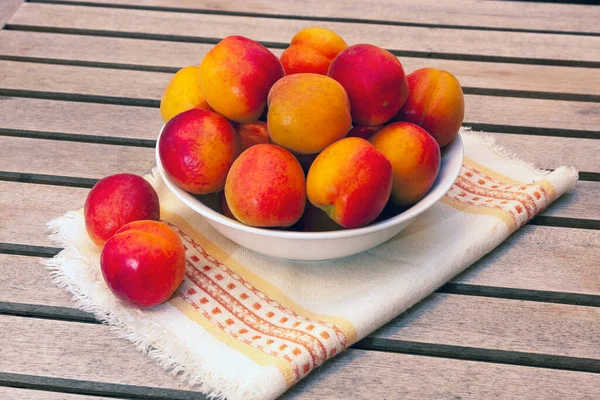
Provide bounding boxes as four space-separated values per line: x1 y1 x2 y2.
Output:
45 130 577 400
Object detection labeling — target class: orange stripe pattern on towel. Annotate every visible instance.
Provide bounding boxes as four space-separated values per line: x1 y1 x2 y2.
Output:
169 223 349 383
444 163 556 232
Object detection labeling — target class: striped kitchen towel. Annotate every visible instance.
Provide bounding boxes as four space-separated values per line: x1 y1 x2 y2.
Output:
45 130 577 400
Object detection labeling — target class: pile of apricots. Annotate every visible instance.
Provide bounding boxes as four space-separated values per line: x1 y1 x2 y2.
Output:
83 28 464 307
159 27 464 230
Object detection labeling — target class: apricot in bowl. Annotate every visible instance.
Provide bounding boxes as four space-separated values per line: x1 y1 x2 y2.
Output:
156 126 463 261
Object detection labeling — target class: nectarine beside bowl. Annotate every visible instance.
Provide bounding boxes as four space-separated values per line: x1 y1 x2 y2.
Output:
156 125 463 261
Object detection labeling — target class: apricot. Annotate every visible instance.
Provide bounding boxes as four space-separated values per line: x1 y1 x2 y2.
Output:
101 220 186 308
280 45 330 75
307 137 392 228
224 144 306 228
158 108 240 194
394 68 464 147
370 122 441 207
160 66 211 123
199 36 284 123
328 44 408 126
233 120 270 151
84 173 160 246
280 27 347 75
267 73 352 154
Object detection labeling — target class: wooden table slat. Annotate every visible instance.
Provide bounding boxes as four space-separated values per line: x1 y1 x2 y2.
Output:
2 314 600 400
0 0 23 29
0 314 204 393
48 0 600 34
0 97 158 142
376 293 600 360
454 224 600 296
284 347 600 399
540 181 599 221
2 30 600 99
7 3 600 64
0 136 155 180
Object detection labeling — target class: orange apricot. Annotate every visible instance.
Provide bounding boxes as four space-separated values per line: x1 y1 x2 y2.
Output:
394 68 464 147
224 144 306 228
160 66 211 123
199 36 284 123
307 137 392 228
267 73 352 154
328 44 408 126
280 27 348 75
370 122 441 207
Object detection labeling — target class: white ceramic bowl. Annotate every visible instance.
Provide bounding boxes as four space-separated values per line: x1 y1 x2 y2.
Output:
156 128 463 261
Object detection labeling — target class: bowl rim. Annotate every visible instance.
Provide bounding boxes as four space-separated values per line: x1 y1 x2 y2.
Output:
156 125 464 240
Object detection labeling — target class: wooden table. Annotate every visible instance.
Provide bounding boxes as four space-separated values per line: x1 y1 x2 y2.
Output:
1 1 599 398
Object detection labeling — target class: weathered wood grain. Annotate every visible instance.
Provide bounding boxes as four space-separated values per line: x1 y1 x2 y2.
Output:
8 3 600 63
0 315 203 393
540 181 600 221
2 314 600 400
483 132 600 173
0 60 166 100
0 0 23 29
456 225 600 295
284 348 600 399
44 0 600 34
0 97 159 140
1 97 598 173
1 61 599 135
0 255 73 306
0 136 155 179
2 251 599 361
377 293 600 359
0 386 115 400
465 97 599 135
2 30 599 97
0 181 88 247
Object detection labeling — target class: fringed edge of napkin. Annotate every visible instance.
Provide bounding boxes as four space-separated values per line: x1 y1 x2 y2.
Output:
42 212 260 400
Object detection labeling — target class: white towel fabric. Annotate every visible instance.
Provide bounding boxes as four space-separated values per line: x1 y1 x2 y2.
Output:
45 131 577 400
